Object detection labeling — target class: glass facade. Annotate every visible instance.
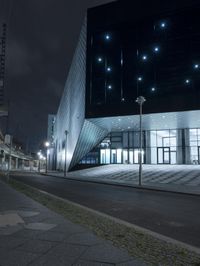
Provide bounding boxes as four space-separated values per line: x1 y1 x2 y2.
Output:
189 129 200 164
80 128 200 165
86 5 200 118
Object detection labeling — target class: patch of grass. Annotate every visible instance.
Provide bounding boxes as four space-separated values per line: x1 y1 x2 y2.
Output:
2 175 200 266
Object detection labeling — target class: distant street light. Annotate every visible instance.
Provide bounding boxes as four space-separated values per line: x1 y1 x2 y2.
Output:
64 130 68 177
136 96 146 186
44 141 50 173
37 151 41 173
4 134 13 181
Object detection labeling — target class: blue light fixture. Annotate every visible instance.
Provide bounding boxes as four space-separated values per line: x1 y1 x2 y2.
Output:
108 85 112 90
185 79 190 84
154 46 159 52
97 57 103 62
160 22 166 28
138 76 142 81
194 64 199 69
142 55 147 61
105 34 110 40
107 67 111 72
151 87 156 92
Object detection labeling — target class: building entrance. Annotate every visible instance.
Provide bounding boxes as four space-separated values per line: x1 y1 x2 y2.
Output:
157 147 170 164
157 147 176 164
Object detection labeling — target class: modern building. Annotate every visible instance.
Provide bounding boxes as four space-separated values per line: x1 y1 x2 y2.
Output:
50 0 200 172
0 133 36 171
0 23 6 107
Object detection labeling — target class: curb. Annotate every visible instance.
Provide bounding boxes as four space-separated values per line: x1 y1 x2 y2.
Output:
41 172 200 197
35 186 200 256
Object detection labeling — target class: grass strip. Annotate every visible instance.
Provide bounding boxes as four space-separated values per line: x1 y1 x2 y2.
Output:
1 175 200 266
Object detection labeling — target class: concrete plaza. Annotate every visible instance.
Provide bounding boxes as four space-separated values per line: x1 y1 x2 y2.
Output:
47 164 200 195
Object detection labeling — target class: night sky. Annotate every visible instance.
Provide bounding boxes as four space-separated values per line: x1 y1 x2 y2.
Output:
0 0 112 152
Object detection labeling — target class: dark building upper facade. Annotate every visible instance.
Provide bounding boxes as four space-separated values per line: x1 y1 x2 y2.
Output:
86 0 200 118
52 1 200 171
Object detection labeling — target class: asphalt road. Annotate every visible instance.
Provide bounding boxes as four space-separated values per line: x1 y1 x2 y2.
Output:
11 172 200 248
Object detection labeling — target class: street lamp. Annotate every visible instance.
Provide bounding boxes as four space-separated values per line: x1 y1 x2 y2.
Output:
136 96 146 186
64 130 68 177
44 141 50 173
37 151 41 173
5 134 13 181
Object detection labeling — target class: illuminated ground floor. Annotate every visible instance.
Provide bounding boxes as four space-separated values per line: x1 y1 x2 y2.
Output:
51 110 200 171
80 128 200 165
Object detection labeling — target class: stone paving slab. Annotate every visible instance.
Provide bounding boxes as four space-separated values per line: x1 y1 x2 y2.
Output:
24 222 56 231
29 254 77 266
29 243 87 266
0 213 24 227
0 224 23 236
2 210 40 218
0 247 39 266
16 239 57 254
116 260 147 266
80 243 132 264
64 232 105 246
0 235 27 249
36 230 69 242
0 180 146 266
72 260 114 266
11 228 42 239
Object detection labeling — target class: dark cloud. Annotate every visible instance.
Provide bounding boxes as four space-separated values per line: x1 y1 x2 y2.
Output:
7 40 41 77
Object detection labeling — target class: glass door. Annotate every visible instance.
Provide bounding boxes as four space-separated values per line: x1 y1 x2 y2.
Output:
157 147 170 164
111 149 117 164
100 149 110 164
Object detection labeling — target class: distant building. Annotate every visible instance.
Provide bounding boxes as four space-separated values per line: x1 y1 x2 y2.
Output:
50 0 200 171
0 23 6 107
47 114 56 145
0 23 8 119
47 114 56 170
0 133 35 171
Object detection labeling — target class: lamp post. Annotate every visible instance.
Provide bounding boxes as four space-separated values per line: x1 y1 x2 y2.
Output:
136 96 146 186
64 130 68 177
37 151 41 173
44 141 50 173
4 134 12 181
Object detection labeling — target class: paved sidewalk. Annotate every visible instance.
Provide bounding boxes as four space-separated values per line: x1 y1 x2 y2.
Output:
0 180 146 266
43 164 200 195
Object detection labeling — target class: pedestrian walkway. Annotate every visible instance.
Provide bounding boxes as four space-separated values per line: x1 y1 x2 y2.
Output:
0 180 146 266
45 164 200 195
